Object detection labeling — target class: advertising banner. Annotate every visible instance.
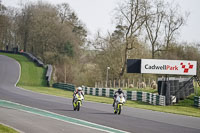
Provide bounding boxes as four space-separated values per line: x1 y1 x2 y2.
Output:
141 59 197 75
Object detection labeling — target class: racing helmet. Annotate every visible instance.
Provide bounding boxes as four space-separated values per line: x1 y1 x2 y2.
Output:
118 88 122 94
77 87 82 91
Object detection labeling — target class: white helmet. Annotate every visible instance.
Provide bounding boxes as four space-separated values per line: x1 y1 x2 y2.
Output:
77 87 82 91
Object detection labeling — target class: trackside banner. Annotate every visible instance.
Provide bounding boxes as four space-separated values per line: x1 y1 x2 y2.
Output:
141 59 197 75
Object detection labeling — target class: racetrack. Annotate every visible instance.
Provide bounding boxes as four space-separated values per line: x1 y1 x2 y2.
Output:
0 55 200 133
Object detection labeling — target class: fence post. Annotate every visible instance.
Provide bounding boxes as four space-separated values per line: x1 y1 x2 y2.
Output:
123 79 125 88
128 78 130 88
148 78 151 87
95 82 97 88
114 80 116 88
195 81 198 96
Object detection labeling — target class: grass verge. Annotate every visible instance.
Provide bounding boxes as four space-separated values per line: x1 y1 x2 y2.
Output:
119 87 157 93
1 52 200 117
0 124 19 133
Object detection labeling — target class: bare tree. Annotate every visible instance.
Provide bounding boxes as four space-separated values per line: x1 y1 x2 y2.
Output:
0 2 7 49
144 0 188 58
18 3 33 52
114 0 147 77
57 3 87 47
144 0 165 59
164 3 189 51
56 3 72 24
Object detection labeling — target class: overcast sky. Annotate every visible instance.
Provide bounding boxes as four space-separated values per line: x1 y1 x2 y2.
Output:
2 0 200 43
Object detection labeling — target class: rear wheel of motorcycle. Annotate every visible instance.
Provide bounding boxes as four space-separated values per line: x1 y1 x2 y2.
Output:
77 102 80 111
114 110 117 114
118 105 121 115
73 102 76 111
73 106 76 111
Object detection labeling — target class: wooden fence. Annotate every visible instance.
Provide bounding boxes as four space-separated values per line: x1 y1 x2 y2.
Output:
95 78 157 89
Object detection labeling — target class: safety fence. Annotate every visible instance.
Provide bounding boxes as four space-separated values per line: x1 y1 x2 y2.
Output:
52 82 165 106
0 50 44 67
53 83 75 91
83 87 165 106
21 52 44 67
46 64 52 86
194 96 200 108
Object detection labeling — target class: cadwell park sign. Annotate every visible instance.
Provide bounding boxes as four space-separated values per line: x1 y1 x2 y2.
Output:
141 59 197 75
127 59 198 106
127 59 197 76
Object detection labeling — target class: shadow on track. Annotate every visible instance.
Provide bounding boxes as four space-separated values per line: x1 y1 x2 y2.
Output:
50 109 74 112
91 112 114 115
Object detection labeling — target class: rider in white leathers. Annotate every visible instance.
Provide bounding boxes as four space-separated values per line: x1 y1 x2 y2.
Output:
113 88 125 107
72 87 84 103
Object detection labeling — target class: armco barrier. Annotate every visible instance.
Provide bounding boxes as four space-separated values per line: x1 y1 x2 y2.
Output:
21 52 44 67
46 64 52 86
0 50 44 67
51 82 165 106
194 96 200 108
82 87 165 106
53 83 75 92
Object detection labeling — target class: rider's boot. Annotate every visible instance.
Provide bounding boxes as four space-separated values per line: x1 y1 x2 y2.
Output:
112 101 115 107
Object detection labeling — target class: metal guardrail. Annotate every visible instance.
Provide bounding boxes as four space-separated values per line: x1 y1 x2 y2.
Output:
52 83 75 92
52 82 165 106
83 87 166 106
46 65 52 86
0 50 44 67
194 96 200 108
21 52 44 67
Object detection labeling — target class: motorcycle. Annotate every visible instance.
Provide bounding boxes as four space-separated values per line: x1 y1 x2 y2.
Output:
114 94 126 115
73 92 84 111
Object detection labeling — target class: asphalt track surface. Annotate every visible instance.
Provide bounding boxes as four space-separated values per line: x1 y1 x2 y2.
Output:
0 54 200 133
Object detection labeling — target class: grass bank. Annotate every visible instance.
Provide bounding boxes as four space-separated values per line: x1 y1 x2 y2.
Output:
1 52 200 117
0 124 19 133
0 53 46 86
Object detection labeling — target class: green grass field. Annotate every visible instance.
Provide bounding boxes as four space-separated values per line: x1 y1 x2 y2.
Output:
0 124 19 133
1 52 200 117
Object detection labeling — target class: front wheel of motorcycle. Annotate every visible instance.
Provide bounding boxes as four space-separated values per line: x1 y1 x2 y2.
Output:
73 102 76 111
77 102 80 111
118 105 121 115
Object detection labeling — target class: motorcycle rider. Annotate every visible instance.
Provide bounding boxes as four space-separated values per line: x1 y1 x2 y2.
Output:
113 88 125 107
72 87 84 103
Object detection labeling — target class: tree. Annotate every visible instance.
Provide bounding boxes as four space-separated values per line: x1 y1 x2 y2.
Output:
114 0 147 78
144 0 188 59
93 32 124 80
57 3 71 24
17 3 34 52
164 3 189 51
0 2 9 50
57 3 87 47
144 0 165 59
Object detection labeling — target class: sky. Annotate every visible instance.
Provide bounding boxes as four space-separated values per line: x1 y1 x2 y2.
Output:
1 0 200 43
